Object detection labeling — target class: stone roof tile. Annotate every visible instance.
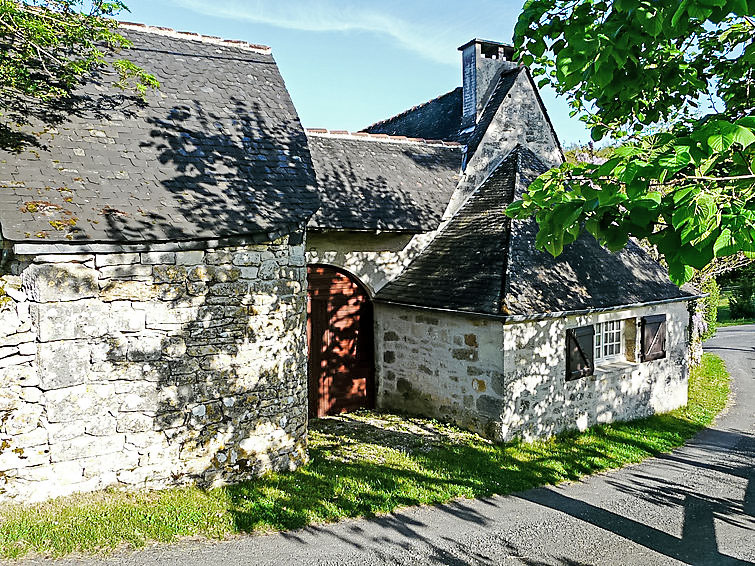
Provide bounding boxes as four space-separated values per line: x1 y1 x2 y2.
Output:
0 27 318 244
306 132 461 232
361 88 466 143
376 146 691 315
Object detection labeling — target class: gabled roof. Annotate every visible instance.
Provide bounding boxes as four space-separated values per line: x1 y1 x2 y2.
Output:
376 145 690 316
464 67 564 165
0 24 318 244
361 88 467 143
306 131 462 232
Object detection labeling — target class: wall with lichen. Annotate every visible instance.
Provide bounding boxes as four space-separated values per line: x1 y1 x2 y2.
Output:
0 235 308 502
375 301 690 442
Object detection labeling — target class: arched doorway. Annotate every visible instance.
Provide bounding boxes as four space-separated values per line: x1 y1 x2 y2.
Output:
307 265 375 418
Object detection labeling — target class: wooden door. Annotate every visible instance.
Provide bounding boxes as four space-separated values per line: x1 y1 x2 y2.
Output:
307 265 375 418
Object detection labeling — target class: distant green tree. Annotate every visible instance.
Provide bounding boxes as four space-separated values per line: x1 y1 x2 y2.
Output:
507 0 755 284
729 266 755 318
0 0 158 111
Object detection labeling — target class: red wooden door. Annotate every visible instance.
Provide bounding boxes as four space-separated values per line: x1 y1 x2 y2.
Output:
307 265 375 418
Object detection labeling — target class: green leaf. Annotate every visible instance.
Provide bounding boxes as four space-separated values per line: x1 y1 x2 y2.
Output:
671 0 691 27
714 228 737 257
705 120 754 152
668 262 695 285
727 0 749 15
658 146 692 169
591 126 607 141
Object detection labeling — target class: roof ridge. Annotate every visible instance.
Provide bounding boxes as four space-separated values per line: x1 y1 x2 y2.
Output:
360 87 463 132
305 128 462 148
118 22 271 54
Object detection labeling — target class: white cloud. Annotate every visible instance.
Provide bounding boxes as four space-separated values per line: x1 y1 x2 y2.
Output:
167 0 487 65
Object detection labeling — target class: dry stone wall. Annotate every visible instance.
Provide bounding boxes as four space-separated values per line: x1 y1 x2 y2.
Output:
376 301 690 442
0 235 308 502
445 72 563 221
375 305 505 438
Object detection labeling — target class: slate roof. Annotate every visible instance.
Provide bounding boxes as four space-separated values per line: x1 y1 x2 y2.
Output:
361 88 466 143
0 24 318 244
306 132 462 231
376 146 691 316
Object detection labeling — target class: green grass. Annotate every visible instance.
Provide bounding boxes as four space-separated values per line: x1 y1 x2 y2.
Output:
0 354 730 559
717 294 755 327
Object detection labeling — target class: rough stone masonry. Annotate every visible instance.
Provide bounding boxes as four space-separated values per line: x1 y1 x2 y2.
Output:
0 236 308 502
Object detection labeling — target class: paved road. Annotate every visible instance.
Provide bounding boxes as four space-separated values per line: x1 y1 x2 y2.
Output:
17 326 755 566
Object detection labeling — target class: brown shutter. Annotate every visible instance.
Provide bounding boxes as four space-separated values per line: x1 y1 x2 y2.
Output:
640 314 667 362
566 325 595 381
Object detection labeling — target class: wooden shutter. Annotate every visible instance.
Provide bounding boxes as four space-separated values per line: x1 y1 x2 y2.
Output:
566 325 595 381
640 314 667 362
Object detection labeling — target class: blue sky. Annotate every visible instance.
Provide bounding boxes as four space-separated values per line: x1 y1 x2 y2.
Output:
122 0 591 146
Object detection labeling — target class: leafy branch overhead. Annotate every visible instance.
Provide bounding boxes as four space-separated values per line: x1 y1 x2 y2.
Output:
0 0 158 107
508 0 755 284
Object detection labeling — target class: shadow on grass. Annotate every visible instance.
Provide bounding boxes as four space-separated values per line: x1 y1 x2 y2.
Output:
0 354 733 560
217 409 711 534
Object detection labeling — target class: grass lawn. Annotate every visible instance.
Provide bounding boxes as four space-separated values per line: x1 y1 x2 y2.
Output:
0 354 730 559
717 294 755 327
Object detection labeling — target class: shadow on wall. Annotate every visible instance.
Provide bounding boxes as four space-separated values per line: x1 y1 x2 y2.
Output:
86 242 309 490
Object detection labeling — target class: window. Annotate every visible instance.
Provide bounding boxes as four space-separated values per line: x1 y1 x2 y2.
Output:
594 320 624 361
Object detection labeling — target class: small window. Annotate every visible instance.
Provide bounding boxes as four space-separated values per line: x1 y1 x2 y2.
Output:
641 314 667 362
566 325 595 381
595 320 624 362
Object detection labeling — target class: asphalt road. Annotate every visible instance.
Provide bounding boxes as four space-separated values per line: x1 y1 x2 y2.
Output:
16 326 755 566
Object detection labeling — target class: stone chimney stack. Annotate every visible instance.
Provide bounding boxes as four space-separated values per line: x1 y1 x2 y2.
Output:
459 39 518 128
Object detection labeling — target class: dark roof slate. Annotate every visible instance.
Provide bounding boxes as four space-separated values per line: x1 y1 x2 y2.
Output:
361 88 466 143
376 146 691 316
0 26 318 244
375 146 516 312
307 134 462 231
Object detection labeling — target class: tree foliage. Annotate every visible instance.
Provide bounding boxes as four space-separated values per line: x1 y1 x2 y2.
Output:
507 0 755 284
0 0 158 109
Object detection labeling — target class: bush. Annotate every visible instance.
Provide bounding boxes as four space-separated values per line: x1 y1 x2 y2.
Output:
729 274 755 319
700 278 720 340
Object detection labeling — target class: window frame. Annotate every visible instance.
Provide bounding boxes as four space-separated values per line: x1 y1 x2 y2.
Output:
594 319 625 363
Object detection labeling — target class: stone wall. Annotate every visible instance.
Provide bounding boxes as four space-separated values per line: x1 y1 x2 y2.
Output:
375 305 505 438
376 301 690 442
0 235 308 502
306 231 434 295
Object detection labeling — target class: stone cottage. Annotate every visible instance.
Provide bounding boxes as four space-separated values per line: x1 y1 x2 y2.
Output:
304 39 694 440
0 28 694 502
0 24 317 501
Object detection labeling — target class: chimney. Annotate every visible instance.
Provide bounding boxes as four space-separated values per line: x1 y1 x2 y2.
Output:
459 39 518 128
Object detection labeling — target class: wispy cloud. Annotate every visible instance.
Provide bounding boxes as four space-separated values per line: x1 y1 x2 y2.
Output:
168 0 502 65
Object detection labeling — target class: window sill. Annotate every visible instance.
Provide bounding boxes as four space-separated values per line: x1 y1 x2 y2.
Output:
594 359 637 377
